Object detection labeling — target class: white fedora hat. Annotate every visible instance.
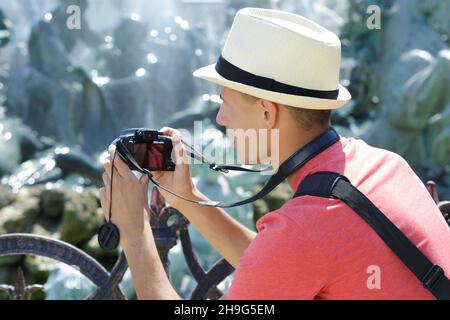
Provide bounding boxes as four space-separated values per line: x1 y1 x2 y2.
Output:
193 7 351 110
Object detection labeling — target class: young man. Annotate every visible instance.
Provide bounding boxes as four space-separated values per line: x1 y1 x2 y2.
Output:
99 8 450 299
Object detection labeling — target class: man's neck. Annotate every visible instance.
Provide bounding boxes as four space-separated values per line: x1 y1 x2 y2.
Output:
279 125 331 190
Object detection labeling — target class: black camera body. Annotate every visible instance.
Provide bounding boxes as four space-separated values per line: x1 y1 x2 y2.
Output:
113 128 176 172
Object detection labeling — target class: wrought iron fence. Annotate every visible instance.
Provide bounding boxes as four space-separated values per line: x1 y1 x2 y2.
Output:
0 187 234 300
0 182 449 300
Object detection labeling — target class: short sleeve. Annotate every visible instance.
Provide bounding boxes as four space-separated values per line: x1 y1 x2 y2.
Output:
224 211 328 300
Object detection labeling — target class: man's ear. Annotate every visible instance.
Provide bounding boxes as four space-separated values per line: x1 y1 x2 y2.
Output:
260 99 279 130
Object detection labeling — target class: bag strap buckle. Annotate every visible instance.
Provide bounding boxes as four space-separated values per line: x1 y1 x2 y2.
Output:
422 265 445 291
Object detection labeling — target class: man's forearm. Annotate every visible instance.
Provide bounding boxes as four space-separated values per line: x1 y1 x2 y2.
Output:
173 190 257 268
121 222 180 300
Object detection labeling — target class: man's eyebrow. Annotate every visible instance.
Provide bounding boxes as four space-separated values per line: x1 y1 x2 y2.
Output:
220 94 225 102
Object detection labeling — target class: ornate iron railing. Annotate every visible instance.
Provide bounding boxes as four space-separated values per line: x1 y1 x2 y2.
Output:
0 187 234 300
0 182 449 300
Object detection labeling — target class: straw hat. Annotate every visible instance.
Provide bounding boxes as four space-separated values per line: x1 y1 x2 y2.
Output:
193 7 351 109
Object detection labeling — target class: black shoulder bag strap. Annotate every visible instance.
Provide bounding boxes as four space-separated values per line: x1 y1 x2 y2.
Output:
293 171 450 300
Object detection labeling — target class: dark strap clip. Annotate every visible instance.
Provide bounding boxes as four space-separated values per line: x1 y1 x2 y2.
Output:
422 265 445 291
293 171 350 199
209 163 229 174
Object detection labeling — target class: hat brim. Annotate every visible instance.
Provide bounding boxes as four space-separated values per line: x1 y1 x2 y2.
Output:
193 64 351 110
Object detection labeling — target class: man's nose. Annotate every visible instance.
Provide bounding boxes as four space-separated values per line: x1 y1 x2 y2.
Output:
216 105 227 127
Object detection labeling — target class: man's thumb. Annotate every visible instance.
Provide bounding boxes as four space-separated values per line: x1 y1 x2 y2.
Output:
172 134 189 166
140 173 150 189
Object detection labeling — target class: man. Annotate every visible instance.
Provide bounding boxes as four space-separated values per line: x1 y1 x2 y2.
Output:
99 8 450 299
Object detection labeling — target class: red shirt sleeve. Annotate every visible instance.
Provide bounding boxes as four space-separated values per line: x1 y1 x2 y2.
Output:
224 211 329 300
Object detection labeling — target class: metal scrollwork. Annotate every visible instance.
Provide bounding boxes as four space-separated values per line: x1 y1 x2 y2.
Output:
0 187 234 300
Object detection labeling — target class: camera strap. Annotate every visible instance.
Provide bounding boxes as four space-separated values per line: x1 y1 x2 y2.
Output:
182 141 273 174
98 151 121 250
146 127 340 208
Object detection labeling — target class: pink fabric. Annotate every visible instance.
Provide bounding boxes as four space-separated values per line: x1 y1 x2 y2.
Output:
225 137 450 300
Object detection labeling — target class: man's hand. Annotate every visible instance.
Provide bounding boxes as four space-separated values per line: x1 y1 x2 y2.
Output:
152 127 200 209
98 145 181 300
99 144 151 240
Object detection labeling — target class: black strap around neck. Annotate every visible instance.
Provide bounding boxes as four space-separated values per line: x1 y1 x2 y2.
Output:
204 127 340 208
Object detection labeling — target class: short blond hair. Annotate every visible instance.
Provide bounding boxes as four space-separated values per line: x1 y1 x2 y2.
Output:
239 92 331 130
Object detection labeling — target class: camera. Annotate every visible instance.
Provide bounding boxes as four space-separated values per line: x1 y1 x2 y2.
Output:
113 128 176 172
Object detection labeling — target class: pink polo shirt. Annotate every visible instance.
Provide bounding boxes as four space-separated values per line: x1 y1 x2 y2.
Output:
225 136 450 299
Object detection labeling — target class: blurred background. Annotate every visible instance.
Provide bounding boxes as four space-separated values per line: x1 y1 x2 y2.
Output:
0 0 448 299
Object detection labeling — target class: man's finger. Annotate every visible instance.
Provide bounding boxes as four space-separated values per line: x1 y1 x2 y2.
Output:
152 171 164 180
159 127 181 138
103 158 122 182
101 174 111 206
101 173 113 215
103 158 112 178
108 145 134 180
99 187 109 220
140 174 150 190
99 186 105 200
102 172 111 194
172 134 189 166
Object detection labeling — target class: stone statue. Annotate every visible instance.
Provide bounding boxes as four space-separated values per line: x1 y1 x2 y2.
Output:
0 9 13 48
360 0 450 182
24 0 117 152
337 0 449 186
143 15 198 123
94 17 155 129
